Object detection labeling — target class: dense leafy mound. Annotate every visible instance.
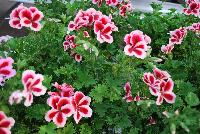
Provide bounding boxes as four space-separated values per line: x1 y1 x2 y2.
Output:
0 0 200 133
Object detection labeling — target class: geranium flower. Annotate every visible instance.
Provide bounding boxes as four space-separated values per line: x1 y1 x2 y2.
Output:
45 96 74 128
71 91 92 124
156 79 176 105
9 3 25 29
169 27 187 45
161 44 174 54
48 82 74 98
124 30 149 59
0 57 16 86
153 67 171 80
119 2 133 17
147 116 156 126
63 35 77 51
0 111 15 134
22 70 47 106
8 90 23 105
187 22 200 32
106 0 118 6
143 73 160 96
183 0 200 17
134 92 141 102
19 7 44 31
83 31 90 38
123 82 133 102
74 54 82 62
92 0 103 7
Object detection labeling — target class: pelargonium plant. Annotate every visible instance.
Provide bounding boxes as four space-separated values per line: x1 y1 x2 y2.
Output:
0 0 200 133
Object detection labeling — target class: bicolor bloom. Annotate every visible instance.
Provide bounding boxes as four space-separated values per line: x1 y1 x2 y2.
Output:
153 67 171 80
22 70 47 106
19 7 44 31
9 4 44 31
143 67 176 105
156 79 176 105
119 2 133 17
106 0 118 6
147 116 156 126
161 44 174 54
8 90 23 105
94 15 118 44
187 22 200 32
0 57 16 86
124 30 149 59
48 82 74 98
134 92 141 102
183 0 200 17
71 91 92 124
0 111 15 134
143 73 160 96
123 82 133 102
92 0 103 7
9 3 25 29
63 35 77 51
169 27 187 45
83 31 90 38
45 96 74 128
74 54 82 62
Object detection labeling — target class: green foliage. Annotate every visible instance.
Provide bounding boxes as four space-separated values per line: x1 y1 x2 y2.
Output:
0 0 200 134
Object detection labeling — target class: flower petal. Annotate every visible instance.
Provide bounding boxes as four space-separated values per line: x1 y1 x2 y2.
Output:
163 92 176 104
0 117 15 129
53 112 67 128
45 109 58 122
78 105 92 118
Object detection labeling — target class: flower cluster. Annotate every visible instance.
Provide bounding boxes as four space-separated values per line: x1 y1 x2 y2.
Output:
92 0 118 8
183 0 200 17
123 82 141 102
0 57 16 86
124 30 151 59
187 22 200 33
143 67 176 105
161 27 187 54
118 1 133 17
9 70 47 107
92 0 133 17
45 82 92 127
68 8 118 44
0 111 15 134
9 4 44 31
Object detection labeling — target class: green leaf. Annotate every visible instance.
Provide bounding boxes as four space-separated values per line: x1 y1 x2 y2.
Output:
57 123 75 134
185 92 200 106
79 124 92 134
39 123 56 134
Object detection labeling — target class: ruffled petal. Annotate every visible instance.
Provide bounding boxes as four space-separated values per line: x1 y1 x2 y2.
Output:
48 96 60 109
57 97 71 110
73 111 82 124
23 92 33 107
0 128 11 134
163 92 176 104
61 104 74 117
156 95 163 105
30 22 42 32
0 117 15 129
78 105 92 118
53 112 67 128
45 109 58 122
78 96 91 106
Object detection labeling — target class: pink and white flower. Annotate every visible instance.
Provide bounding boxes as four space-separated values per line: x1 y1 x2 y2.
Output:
0 57 16 86
119 2 133 17
124 30 150 59
187 22 200 32
22 70 47 107
143 73 160 96
9 5 44 31
92 0 103 7
74 54 82 62
161 44 174 54
123 82 133 102
63 35 77 51
19 7 44 31
143 67 176 105
9 3 25 29
106 0 118 6
45 96 74 128
83 31 90 38
134 92 141 102
169 27 187 45
153 67 171 80
71 91 92 124
156 79 176 105
8 90 23 105
183 0 200 17
0 111 15 134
